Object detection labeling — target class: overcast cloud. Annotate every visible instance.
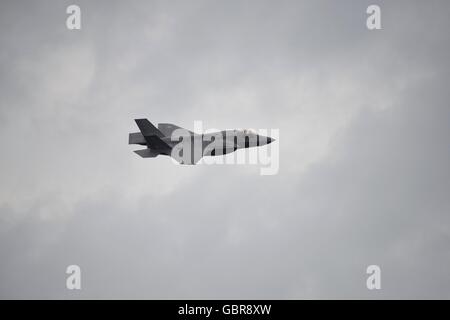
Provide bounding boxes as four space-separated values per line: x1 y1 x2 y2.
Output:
1 0 450 299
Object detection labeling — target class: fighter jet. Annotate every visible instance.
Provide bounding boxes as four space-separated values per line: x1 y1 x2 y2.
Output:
129 118 275 165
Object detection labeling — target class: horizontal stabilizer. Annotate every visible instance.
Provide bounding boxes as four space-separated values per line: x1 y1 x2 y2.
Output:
129 132 146 145
134 149 159 158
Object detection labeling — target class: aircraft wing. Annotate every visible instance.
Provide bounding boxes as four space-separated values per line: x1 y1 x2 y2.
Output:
158 123 194 137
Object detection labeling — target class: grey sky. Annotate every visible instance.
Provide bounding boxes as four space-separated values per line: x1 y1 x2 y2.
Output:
1 0 450 299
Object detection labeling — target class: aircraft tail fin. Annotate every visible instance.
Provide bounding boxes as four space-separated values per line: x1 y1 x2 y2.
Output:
135 119 164 138
134 119 170 150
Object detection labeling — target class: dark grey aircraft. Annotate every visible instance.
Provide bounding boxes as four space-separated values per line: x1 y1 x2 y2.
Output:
129 118 275 164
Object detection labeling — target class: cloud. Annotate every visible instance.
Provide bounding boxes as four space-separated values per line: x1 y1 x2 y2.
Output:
1 0 450 298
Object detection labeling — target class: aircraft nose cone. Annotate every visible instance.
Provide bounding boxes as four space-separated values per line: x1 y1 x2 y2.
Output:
267 137 275 144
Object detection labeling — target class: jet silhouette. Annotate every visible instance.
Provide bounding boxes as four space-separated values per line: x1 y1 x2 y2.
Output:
129 118 275 165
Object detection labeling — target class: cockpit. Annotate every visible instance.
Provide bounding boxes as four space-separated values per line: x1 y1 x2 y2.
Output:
242 129 257 135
